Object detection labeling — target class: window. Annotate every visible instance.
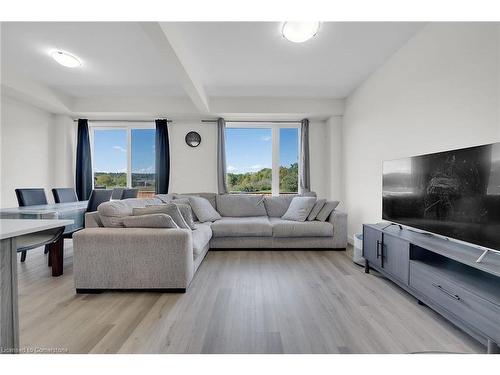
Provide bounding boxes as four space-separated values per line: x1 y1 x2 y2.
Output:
225 123 300 195
131 129 156 192
92 129 128 189
279 128 299 193
91 124 155 197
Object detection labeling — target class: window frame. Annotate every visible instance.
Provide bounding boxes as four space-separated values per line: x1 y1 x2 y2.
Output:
88 122 155 189
225 122 301 196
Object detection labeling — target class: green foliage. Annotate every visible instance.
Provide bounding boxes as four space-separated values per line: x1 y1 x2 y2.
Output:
94 172 156 191
94 172 126 188
227 162 298 193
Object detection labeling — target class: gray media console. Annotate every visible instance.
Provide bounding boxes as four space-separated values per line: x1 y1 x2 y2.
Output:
363 223 500 354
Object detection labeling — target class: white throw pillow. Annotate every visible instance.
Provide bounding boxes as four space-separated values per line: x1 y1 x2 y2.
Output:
188 196 222 223
307 199 326 221
315 201 340 222
281 197 317 222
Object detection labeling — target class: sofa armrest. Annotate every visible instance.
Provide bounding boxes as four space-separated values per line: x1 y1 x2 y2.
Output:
328 209 348 248
73 228 194 289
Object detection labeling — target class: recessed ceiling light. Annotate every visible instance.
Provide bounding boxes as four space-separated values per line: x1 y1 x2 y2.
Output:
50 50 82 68
282 22 321 43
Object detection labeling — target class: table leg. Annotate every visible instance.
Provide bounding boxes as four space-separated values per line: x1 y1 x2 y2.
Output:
48 237 64 277
0 238 19 354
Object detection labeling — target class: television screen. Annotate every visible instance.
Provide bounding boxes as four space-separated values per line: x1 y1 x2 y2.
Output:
383 142 500 251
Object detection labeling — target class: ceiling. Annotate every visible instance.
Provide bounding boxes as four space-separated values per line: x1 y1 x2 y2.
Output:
173 22 424 98
1 22 425 102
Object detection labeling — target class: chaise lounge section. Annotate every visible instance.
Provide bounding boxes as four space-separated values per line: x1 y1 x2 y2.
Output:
73 193 347 292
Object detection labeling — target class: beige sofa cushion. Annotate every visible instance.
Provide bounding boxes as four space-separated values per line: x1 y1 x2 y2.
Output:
210 216 272 237
187 196 222 223
216 194 267 217
192 223 213 256
133 204 194 230
97 198 164 228
316 201 340 221
175 192 217 209
123 214 178 228
270 217 333 237
263 195 295 217
307 199 326 221
281 197 316 222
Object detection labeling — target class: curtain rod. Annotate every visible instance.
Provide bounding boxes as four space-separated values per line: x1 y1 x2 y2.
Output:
72 119 172 123
201 120 303 123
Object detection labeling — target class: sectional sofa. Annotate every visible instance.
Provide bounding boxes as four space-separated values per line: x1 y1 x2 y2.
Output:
73 192 347 292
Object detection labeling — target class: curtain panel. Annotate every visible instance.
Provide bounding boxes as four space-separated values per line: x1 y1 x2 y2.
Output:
75 119 92 201
217 118 228 194
299 118 311 194
155 119 170 194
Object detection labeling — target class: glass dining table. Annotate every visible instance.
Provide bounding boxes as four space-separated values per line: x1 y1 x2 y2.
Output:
0 201 88 276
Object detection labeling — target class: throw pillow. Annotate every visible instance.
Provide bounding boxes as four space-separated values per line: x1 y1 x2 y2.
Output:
123 214 178 228
172 197 198 221
281 197 317 222
132 204 191 230
188 196 221 223
307 199 326 221
315 201 340 222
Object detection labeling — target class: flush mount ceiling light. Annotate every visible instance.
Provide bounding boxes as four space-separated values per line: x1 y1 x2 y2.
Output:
50 50 82 68
281 22 321 43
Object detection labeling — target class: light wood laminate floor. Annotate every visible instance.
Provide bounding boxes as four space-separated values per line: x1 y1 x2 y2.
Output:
17 241 484 354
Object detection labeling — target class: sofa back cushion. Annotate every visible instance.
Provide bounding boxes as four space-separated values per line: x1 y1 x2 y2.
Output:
97 198 163 228
216 194 267 217
175 192 217 209
155 194 176 203
263 195 295 217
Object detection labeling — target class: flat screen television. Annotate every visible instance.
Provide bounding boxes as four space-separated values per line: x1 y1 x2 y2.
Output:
382 142 500 251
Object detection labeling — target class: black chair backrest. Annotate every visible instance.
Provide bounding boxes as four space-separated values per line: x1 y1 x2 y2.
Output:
15 188 48 206
52 188 78 203
86 189 113 212
111 188 124 200
121 188 139 199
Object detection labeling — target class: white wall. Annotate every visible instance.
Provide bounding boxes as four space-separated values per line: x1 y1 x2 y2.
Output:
325 116 343 203
168 120 218 193
342 23 500 242
0 96 75 207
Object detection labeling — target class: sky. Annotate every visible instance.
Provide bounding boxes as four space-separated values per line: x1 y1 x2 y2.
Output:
226 128 299 173
93 127 299 175
93 129 155 173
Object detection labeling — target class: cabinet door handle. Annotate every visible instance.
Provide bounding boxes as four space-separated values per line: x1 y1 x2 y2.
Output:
432 283 461 301
376 240 381 258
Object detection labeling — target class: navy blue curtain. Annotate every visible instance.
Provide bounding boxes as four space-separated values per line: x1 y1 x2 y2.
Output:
155 119 170 194
75 119 92 201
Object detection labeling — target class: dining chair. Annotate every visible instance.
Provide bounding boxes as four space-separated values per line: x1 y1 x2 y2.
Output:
15 188 54 262
52 188 78 203
121 188 139 199
86 189 113 212
15 188 48 207
111 188 125 200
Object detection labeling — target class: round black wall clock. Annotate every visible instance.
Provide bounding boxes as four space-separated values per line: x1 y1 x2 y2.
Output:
185 131 201 147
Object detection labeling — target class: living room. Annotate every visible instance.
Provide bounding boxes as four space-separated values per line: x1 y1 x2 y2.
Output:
1 0 499 372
